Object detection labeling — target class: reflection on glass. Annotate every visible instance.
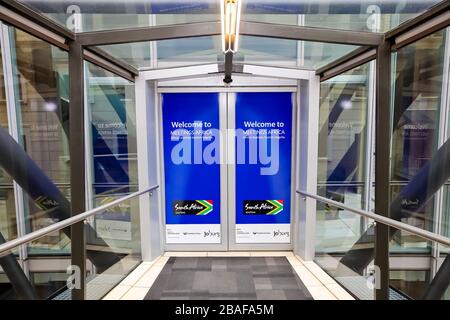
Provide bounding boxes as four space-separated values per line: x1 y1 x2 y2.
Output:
236 36 356 69
316 63 370 252
390 29 445 253
19 0 219 32
98 36 222 69
10 27 71 255
388 29 448 299
390 270 430 300
242 0 442 33
0 38 17 243
85 62 140 299
314 63 372 299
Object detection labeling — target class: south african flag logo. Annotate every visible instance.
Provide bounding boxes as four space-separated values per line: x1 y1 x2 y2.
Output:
195 200 213 215
173 200 213 215
243 200 284 215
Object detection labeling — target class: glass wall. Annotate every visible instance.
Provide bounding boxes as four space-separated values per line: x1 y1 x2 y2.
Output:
98 36 222 70
314 62 373 298
0 36 18 242
19 0 219 32
84 62 140 299
388 28 448 298
9 27 71 255
316 63 371 253
242 0 442 33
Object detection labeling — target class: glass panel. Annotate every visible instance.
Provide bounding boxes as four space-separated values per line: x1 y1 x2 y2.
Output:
9 27 71 255
30 269 70 300
236 36 357 70
0 258 72 299
18 0 220 32
388 28 449 299
98 36 222 69
314 208 375 300
85 197 141 300
389 242 450 300
390 29 446 253
18 1 443 33
0 33 18 243
242 0 443 33
315 62 372 299
316 62 370 249
84 62 141 299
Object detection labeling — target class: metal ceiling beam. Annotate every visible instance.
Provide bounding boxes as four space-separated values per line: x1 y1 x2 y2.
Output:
77 21 222 46
240 21 384 46
317 46 376 81
1 0 74 40
83 47 138 82
386 0 450 42
392 8 450 51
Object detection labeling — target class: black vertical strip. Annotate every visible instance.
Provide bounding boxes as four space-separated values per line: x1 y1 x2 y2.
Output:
223 51 233 84
374 39 391 300
69 41 86 300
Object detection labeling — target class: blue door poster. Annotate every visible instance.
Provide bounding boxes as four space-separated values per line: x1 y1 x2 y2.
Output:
162 93 221 244
235 92 293 243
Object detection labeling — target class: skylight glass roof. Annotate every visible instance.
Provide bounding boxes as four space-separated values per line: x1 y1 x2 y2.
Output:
18 0 444 33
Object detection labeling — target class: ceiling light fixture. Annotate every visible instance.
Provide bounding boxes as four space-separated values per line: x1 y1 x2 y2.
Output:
221 0 242 53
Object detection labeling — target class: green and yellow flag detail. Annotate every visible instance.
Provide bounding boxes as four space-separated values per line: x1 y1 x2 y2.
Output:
196 200 213 215
266 200 284 215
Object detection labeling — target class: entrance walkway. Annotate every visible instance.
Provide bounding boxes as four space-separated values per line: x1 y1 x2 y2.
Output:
144 257 312 300
103 252 354 300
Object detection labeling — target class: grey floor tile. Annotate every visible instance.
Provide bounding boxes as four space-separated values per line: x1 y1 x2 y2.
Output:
256 290 287 300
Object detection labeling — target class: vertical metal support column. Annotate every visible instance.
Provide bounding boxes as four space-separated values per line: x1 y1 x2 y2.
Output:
374 39 391 300
0 22 28 265
69 40 86 300
135 76 163 261
294 72 320 261
431 27 450 276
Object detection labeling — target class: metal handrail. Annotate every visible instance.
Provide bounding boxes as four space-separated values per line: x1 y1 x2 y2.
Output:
297 190 450 247
0 185 159 255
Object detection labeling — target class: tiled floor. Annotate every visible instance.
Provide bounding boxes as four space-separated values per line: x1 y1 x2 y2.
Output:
144 257 313 300
102 252 354 300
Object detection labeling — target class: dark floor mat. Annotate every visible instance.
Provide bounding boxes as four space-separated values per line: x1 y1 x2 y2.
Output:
144 256 313 300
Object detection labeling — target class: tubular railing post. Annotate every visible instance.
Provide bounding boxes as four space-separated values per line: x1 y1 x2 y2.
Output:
69 39 86 300
374 38 392 300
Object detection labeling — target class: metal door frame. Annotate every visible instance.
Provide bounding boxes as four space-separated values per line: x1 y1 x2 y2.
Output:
226 90 297 251
136 65 319 255
157 85 297 252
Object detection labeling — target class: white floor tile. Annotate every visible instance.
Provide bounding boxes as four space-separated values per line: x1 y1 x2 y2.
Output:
164 252 208 257
102 285 131 300
250 251 293 257
306 286 337 300
134 265 165 288
326 284 355 300
153 256 170 267
120 263 154 286
120 287 150 300
207 251 251 257
292 265 323 287
286 255 303 266
303 263 336 285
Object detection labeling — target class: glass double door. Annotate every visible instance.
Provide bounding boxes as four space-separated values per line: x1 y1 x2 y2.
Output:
161 91 295 250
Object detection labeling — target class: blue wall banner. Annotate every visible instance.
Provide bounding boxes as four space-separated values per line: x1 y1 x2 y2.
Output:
162 93 221 244
235 92 293 243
